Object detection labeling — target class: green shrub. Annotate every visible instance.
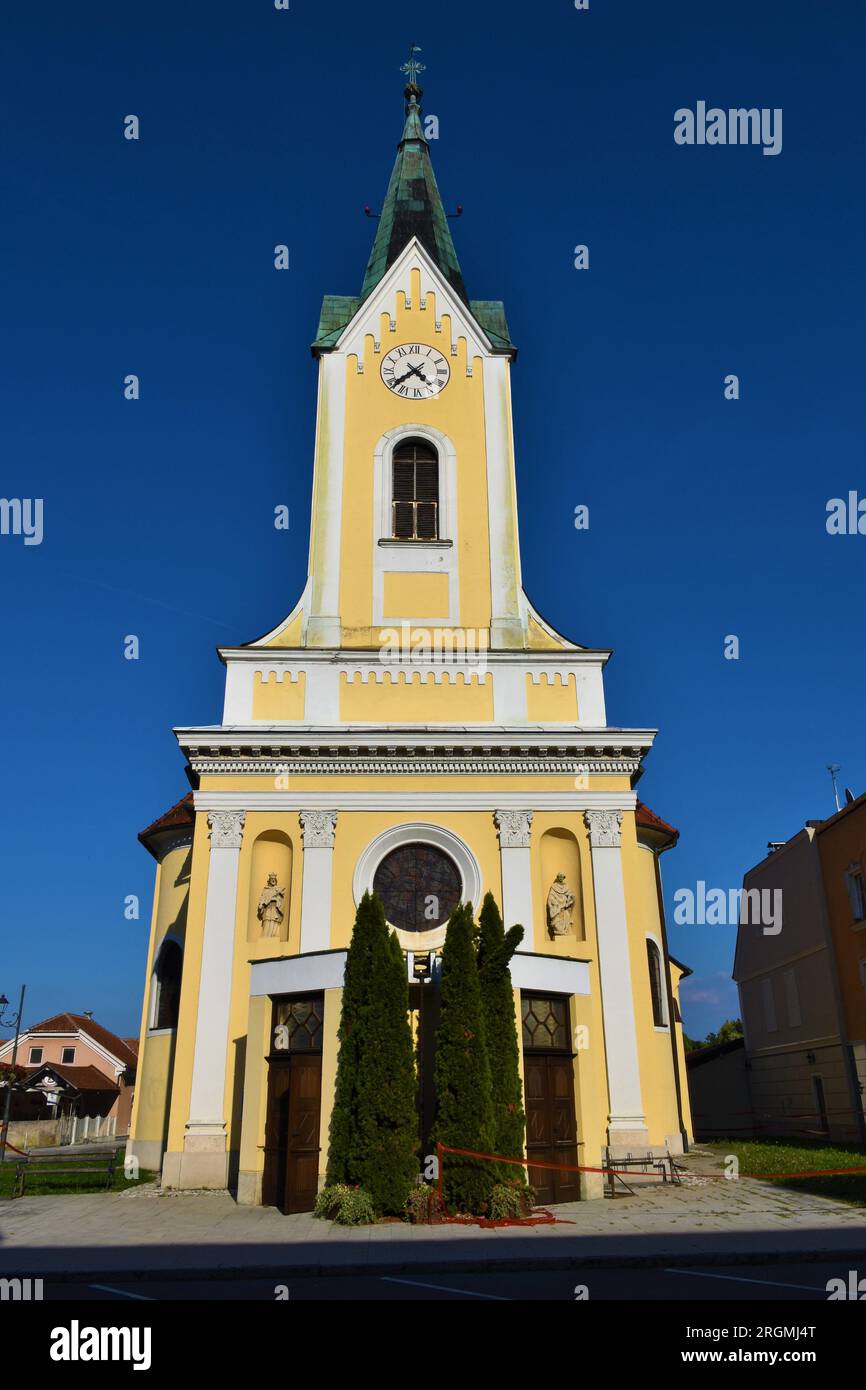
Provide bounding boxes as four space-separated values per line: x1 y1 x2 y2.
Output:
404 1185 446 1224
313 1183 376 1226
487 1180 536 1222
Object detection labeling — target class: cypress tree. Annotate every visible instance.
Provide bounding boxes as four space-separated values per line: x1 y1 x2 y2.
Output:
325 892 379 1187
355 911 419 1212
326 892 418 1213
477 891 526 1182
431 903 496 1211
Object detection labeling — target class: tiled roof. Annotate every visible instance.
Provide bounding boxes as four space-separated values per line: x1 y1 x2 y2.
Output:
469 300 515 353
636 801 680 843
25 1063 119 1094
138 792 194 849
312 295 361 350
27 1014 138 1070
313 295 515 354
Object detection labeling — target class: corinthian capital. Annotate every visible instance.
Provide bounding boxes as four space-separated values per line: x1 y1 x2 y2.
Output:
207 810 246 850
494 809 533 848
300 810 338 849
584 809 623 849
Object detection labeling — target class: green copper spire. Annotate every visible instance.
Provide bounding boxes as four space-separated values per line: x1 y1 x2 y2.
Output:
360 51 468 303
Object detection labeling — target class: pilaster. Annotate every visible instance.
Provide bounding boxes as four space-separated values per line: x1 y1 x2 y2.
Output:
585 808 648 1149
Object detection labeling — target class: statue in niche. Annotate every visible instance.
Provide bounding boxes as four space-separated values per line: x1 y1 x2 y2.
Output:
257 872 286 939
547 872 575 938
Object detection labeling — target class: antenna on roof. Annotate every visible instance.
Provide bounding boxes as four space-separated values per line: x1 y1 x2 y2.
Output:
827 764 842 813
845 787 856 805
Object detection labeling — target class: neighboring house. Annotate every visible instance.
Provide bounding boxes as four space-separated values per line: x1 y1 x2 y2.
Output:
0 1013 138 1134
730 793 866 1142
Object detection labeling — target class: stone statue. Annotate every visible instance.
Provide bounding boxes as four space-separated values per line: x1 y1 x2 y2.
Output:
257 873 285 939
546 872 575 938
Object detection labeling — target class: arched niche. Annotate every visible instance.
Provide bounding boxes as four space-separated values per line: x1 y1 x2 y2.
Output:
540 828 585 943
247 830 293 944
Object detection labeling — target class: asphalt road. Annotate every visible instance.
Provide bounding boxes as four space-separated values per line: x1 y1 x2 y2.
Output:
42 1261 856 1301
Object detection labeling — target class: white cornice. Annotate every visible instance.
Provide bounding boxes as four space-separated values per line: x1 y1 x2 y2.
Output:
186 757 643 778
177 727 654 781
175 726 654 748
215 647 613 665
194 790 638 812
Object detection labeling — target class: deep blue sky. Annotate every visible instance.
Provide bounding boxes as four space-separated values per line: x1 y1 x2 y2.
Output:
1 2 863 1042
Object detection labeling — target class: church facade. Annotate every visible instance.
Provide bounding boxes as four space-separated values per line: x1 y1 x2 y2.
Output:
127 68 692 1210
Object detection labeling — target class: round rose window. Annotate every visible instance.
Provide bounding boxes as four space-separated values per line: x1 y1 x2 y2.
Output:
373 842 462 931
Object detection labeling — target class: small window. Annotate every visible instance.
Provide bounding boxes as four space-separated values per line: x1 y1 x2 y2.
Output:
61 1047 75 1064
846 866 866 922
761 976 777 1033
28 1046 43 1065
151 940 183 1031
521 995 570 1052
392 439 439 540
273 997 324 1053
646 940 667 1027
783 969 801 1028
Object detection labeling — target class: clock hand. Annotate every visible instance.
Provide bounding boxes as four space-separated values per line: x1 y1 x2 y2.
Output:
393 363 430 386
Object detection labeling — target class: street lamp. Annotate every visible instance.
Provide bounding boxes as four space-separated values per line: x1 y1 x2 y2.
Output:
0 986 26 1162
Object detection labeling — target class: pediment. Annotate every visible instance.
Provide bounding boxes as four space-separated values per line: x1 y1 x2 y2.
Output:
335 238 494 363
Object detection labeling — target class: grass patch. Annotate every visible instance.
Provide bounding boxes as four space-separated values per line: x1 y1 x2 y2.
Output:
0 1146 157 1198
702 1138 866 1207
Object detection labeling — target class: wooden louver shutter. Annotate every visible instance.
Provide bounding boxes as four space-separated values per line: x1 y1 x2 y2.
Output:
391 441 439 539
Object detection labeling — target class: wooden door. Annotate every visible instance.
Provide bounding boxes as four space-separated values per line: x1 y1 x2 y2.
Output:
524 1054 580 1205
262 996 325 1214
281 1052 323 1213
262 1060 291 1208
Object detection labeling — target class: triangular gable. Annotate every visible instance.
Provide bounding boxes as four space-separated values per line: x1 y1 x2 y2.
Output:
330 238 502 365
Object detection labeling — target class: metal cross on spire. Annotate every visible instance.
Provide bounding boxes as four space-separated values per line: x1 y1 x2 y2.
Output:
400 44 425 87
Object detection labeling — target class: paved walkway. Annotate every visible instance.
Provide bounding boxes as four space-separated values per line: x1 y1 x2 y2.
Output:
2 1154 864 1279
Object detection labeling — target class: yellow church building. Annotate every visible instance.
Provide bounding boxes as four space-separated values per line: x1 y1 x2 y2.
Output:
127 63 692 1211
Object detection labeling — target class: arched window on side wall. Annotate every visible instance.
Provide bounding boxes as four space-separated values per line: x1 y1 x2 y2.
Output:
151 940 183 1031
392 438 439 539
646 938 667 1028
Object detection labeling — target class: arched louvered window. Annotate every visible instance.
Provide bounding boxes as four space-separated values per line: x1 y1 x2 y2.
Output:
151 940 183 1031
646 939 667 1027
392 439 439 539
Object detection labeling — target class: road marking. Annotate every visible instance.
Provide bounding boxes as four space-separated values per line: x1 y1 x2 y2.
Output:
664 1268 824 1293
380 1276 509 1300
88 1284 154 1301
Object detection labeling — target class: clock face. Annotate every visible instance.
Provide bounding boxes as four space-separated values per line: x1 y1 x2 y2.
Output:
381 343 450 398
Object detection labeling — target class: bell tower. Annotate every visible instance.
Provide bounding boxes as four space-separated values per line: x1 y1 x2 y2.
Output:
271 63 537 653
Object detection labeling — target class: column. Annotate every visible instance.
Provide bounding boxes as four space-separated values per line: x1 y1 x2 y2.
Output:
236 993 272 1206
299 811 338 954
183 809 245 1189
495 810 534 936
585 809 648 1148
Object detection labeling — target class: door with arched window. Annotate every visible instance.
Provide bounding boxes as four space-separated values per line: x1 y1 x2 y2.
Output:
521 994 580 1204
262 996 324 1214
